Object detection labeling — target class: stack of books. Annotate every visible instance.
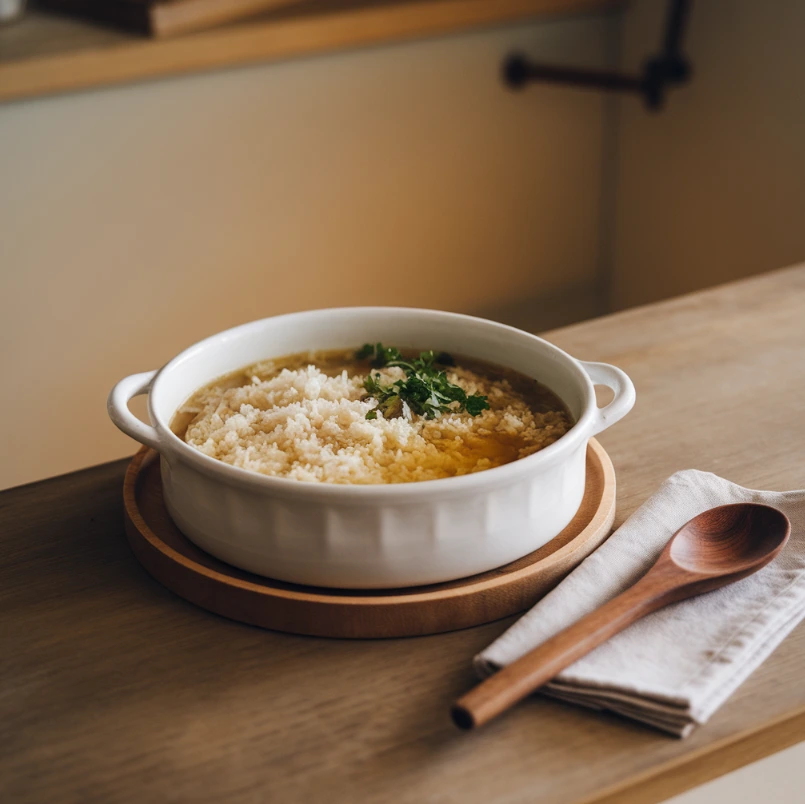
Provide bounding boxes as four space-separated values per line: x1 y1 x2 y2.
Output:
39 0 310 38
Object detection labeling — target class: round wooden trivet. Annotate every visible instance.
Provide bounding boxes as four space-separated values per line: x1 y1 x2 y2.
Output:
123 440 615 639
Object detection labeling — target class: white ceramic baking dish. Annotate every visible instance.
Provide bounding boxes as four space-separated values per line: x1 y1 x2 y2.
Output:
108 307 635 589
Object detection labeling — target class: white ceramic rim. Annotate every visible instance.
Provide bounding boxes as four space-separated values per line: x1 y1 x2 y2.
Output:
113 307 633 501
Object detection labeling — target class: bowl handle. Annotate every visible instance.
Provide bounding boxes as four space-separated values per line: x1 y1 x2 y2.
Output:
107 370 162 451
578 360 636 437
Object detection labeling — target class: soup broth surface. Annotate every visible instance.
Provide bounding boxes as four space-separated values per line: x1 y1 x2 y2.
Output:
173 348 573 484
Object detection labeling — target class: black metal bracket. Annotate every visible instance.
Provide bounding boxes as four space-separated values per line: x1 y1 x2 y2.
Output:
503 0 693 111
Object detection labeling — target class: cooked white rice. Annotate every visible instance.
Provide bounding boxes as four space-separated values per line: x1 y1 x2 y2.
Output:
180 364 571 484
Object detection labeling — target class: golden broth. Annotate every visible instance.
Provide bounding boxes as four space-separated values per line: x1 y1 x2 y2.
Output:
173 349 573 483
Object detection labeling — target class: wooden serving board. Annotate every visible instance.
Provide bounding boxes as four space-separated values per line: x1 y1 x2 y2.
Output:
123 440 616 638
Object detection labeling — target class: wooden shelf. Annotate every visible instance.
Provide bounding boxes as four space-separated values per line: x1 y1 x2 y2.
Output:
0 0 617 104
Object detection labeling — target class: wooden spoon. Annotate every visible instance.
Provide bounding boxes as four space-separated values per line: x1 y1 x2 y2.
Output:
452 503 790 730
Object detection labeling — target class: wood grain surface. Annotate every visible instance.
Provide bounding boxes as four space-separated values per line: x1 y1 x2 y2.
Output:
2 264 805 803
123 440 615 638
0 0 617 104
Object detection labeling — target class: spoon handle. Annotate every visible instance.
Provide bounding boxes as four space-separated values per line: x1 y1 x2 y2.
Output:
451 575 670 730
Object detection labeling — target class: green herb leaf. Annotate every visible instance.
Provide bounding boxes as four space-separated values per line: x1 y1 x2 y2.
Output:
356 342 403 368
465 394 491 416
359 344 489 421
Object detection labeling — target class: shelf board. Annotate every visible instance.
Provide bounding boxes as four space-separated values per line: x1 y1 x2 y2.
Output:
0 0 617 104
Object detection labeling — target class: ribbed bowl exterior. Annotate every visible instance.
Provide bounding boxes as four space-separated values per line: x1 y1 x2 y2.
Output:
160 443 587 589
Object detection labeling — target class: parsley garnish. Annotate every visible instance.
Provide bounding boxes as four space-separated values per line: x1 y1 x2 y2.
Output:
355 342 403 367
355 343 490 420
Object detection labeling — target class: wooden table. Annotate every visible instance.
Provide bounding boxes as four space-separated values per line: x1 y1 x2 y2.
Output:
3 265 805 804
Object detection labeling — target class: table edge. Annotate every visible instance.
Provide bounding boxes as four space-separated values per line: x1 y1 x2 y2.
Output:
579 704 805 804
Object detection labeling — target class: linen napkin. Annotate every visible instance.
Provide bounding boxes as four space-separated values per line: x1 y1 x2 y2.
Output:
475 470 805 737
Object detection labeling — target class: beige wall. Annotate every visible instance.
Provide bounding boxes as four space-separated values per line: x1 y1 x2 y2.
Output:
1 16 613 488
608 0 805 310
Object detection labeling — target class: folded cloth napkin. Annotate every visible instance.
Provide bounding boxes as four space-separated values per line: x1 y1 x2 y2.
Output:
475 470 805 737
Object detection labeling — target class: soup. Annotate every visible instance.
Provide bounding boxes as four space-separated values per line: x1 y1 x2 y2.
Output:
172 346 573 484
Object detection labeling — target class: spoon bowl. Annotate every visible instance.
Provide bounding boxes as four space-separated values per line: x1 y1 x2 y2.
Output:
668 503 790 575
